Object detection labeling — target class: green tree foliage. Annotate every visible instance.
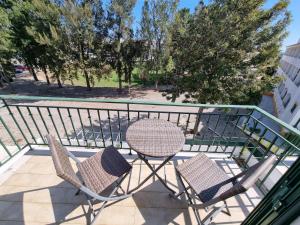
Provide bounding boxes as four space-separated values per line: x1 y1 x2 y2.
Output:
61 0 111 90
0 6 15 85
168 0 290 104
0 0 291 105
107 0 136 91
4 0 42 81
25 0 62 85
139 0 178 88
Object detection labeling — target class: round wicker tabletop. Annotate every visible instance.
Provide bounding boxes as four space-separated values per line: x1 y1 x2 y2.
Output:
126 119 185 157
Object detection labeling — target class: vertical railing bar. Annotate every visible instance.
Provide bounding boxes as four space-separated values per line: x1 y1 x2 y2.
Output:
57 108 71 146
184 114 191 136
258 145 293 189
230 112 253 157
47 107 63 144
191 111 203 151
26 106 45 144
77 108 87 145
205 114 212 152
87 109 97 147
225 109 240 154
107 110 113 146
262 136 279 158
127 103 132 154
97 110 105 148
15 106 37 144
0 116 21 152
197 114 207 152
242 109 255 133
67 108 80 146
158 112 160 119
244 127 268 165
147 111 150 118
177 113 181 126
212 114 221 152
127 103 130 123
0 137 13 157
239 119 259 165
2 100 30 146
167 112 171 121
137 111 140 120
117 110 122 148
281 138 300 161
36 107 50 134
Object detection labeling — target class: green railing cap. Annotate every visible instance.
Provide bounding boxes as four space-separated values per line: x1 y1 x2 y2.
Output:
1 94 300 137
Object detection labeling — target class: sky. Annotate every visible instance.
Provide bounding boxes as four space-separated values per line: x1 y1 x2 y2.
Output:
131 0 300 51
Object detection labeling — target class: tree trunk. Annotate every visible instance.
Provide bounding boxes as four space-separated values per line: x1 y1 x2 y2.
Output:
42 66 50 85
155 68 159 90
0 77 3 87
55 73 62 88
117 61 122 92
193 108 203 134
171 92 177 102
118 73 122 91
30 66 38 81
84 70 91 91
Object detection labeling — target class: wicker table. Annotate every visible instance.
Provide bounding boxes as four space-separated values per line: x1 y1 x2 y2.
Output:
126 119 185 193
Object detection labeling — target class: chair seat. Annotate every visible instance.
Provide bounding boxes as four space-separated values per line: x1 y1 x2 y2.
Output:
176 153 234 203
78 146 132 194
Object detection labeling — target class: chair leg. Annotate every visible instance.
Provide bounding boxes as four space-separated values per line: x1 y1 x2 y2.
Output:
75 189 81 196
176 172 203 225
223 200 231 216
200 203 226 225
89 172 131 225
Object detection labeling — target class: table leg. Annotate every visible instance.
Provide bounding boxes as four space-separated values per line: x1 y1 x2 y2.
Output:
128 154 176 194
142 156 176 194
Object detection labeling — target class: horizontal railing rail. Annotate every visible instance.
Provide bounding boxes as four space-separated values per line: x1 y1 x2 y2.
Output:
0 95 299 194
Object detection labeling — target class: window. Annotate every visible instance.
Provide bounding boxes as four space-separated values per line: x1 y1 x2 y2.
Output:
291 103 297 114
283 93 291 107
294 118 300 129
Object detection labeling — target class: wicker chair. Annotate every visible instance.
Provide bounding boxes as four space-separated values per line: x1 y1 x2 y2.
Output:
46 135 132 225
174 153 277 225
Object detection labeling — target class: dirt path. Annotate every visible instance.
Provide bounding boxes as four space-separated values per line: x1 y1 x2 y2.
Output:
1 74 185 102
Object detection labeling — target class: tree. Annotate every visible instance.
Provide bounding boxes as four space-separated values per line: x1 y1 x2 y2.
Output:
167 8 191 101
167 0 290 105
139 0 178 89
138 0 152 82
5 0 42 81
24 0 62 86
0 6 15 87
122 38 143 88
60 0 110 90
107 0 136 91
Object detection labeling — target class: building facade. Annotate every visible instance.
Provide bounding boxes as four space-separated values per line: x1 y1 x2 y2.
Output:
274 40 300 130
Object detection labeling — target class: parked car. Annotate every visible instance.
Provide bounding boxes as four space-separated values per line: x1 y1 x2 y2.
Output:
14 64 30 74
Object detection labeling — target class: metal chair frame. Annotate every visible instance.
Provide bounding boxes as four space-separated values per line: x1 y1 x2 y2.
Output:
173 154 277 225
47 135 132 225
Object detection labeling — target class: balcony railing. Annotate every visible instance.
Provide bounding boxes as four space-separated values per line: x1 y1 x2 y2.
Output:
0 95 300 196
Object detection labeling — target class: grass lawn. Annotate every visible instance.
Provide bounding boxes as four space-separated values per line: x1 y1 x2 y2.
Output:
64 69 142 88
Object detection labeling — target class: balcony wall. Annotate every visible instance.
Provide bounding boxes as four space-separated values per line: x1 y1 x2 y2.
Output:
0 95 300 224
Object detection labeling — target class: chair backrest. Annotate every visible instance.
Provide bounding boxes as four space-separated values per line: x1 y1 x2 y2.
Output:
218 154 277 202
47 135 82 188
239 154 277 190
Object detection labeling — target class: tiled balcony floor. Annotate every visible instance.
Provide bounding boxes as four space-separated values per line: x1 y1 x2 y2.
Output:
0 149 263 225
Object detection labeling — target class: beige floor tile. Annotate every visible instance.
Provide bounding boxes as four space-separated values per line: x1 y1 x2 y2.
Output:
134 207 198 225
0 154 261 225
0 185 85 204
92 205 135 225
2 173 72 188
